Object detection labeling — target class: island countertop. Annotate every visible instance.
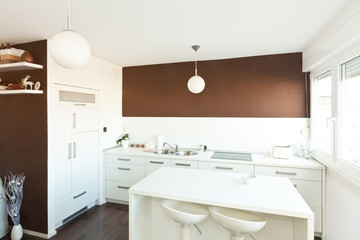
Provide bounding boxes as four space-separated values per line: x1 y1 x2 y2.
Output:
129 167 314 219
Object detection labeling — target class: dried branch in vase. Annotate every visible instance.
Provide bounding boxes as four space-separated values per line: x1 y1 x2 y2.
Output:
3 173 25 226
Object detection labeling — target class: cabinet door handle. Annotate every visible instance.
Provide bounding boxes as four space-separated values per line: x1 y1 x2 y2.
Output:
73 113 76 129
73 191 87 199
150 161 164 164
215 166 233 170
275 171 297 176
118 186 130 189
73 103 87 107
68 143 72 159
293 184 297 188
117 158 130 161
73 142 76 158
175 163 191 167
118 167 131 171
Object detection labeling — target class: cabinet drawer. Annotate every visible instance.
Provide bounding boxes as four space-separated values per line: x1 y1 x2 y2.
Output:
199 161 254 173
55 182 98 224
105 180 132 202
106 154 145 165
255 165 321 181
291 179 321 206
145 158 171 176
106 162 145 183
170 159 198 169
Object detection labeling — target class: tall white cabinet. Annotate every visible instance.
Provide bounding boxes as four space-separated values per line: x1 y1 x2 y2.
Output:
53 84 99 228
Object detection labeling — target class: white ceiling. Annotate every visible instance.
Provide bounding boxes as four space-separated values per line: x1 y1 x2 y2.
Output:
0 0 352 67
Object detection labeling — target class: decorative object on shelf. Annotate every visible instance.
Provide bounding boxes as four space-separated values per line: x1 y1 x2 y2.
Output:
6 75 34 91
117 133 130 148
187 45 205 94
22 75 34 90
0 45 25 64
34 81 41 91
7 81 25 90
0 173 26 240
0 77 8 90
20 50 34 63
50 0 91 69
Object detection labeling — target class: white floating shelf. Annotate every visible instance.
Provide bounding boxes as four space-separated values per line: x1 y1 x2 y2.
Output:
0 62 43 72
0 89 43 95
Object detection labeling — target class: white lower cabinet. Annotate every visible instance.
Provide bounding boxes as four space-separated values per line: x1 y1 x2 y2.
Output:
105 155 145 202
55 181 98 225
255 165 323 233
145 158 171 176
198 161 254 173
171 159 197 169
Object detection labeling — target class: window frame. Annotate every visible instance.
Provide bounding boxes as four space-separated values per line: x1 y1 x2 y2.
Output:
310 40 360 187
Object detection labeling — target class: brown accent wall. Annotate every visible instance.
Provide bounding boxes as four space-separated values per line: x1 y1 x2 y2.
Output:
0 40 47 233
123 52 309 117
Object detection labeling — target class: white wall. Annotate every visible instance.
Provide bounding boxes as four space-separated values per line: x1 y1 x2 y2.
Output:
303 1 360 240
325 169 360 240
123 117 308 153
47 43 122 235
303 1 360 71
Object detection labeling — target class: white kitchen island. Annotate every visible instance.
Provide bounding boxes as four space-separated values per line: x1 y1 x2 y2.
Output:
129 167 314 240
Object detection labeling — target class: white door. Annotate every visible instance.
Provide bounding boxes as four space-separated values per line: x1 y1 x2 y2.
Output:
54 108 72 200
72 108 99 133
71 131 99 192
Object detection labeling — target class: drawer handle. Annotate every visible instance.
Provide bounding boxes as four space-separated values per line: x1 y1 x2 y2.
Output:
275 171 297 176
215 166 233 170
150 161 164 164
118 167 131 171
176 163 191 167
73 103 87 106
117 158 130 161
73 191 87 199
118 186 130 189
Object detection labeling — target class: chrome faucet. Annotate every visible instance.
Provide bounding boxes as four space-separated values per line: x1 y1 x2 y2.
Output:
163 142 179 152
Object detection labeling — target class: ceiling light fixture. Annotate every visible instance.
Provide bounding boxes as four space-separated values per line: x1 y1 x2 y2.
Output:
187 45 205 94
50 0 91 69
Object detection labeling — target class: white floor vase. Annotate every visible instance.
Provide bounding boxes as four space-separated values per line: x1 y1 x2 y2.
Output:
11 224 23 240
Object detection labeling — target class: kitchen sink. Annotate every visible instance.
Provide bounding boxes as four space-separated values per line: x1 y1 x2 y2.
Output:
152 149 198 156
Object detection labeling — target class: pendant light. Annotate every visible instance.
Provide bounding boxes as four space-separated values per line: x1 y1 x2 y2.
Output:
50 0 91 69
187 45 205 94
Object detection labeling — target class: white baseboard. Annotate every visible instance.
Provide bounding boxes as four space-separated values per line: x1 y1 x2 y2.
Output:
23 229 56 239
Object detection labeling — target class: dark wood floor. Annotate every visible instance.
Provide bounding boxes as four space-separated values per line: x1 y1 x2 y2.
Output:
1 202 321 240
1 203 129 240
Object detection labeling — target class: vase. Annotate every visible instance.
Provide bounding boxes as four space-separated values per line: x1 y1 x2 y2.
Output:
0 179 8 238
11 224 23 240
122 140 129 148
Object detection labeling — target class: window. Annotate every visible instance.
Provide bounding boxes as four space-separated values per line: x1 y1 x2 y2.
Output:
313 71 332 155
340 56 360 168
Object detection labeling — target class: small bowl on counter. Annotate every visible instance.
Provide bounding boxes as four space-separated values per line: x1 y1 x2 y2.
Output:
241 174 257 184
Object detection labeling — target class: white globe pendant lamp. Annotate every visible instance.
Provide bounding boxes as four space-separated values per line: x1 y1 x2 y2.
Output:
50 0 90 69
187 45 205 94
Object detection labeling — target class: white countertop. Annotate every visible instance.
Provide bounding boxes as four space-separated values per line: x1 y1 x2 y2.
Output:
130 167 314 219
104 147 325 170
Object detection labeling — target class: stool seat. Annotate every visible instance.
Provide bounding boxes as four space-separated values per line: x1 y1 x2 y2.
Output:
161 199 209 240
209 206 266 240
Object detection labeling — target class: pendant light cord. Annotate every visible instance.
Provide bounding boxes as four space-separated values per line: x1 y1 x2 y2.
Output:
67 0 72 30
195 51 198 76
192 45 200 76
